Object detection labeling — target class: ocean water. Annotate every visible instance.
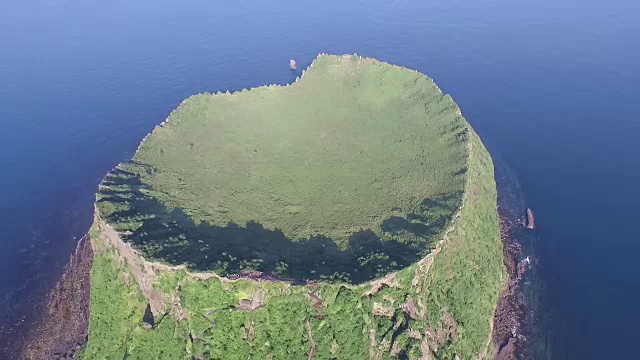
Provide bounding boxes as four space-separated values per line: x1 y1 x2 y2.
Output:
1 0 638 358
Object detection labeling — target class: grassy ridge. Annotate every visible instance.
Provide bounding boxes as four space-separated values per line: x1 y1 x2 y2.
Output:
421 129 504 357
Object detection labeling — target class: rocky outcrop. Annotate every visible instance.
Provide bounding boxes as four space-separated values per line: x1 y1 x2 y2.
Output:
526 208 535 230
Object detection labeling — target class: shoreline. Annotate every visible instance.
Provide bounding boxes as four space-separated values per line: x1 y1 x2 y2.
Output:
491 151 550 359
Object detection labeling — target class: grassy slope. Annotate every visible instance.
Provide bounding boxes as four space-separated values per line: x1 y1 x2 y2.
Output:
81 131 502 359
421 128 504 357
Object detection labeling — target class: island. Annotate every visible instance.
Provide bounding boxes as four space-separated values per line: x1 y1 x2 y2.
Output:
77 54 505 359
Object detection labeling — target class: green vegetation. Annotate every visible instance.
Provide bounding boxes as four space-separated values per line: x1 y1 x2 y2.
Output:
82 54 504 359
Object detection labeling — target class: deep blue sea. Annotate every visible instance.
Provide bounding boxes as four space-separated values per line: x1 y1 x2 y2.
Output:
1 0 638 358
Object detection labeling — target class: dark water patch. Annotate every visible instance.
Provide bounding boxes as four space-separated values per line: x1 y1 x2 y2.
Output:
142 304 155 328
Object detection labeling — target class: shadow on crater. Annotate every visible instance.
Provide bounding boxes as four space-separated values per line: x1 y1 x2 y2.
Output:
96 163 462 284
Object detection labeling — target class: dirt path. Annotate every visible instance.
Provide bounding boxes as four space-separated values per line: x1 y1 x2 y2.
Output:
306 319 316 360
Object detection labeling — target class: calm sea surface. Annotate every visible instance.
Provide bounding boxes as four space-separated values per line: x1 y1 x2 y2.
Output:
1 0 638 358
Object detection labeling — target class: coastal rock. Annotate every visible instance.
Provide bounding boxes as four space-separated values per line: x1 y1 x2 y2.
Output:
526 208 535 229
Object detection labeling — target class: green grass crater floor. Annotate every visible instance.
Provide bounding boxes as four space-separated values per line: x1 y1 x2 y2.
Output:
97 54 469 282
